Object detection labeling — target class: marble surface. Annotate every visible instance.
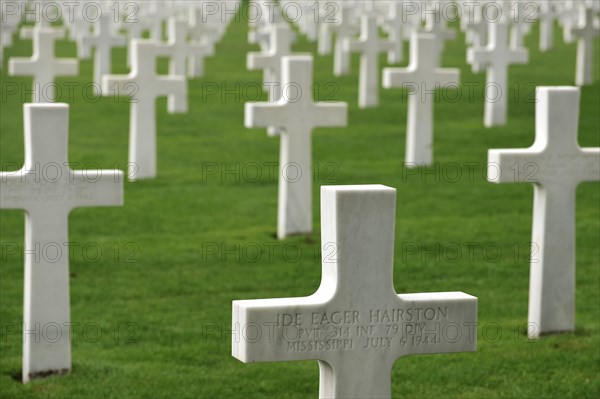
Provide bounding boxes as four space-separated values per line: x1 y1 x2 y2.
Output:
233 185 477 398
0 103 123 382
488 87 600 337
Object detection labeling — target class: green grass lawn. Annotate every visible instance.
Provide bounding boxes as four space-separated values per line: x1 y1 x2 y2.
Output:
1 6 599 399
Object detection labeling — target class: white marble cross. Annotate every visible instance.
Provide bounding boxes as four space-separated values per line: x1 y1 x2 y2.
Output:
0 103 123 383
571 5 600 86
381 0 405 64
188 6 219 78
538 1 557 51
559 0 579 44
81 14 126 95
9 27 79 103
248 23 295 96
345 15 394 108
383 34 460 166
245 55 347 239
424 2 457 55
467 22 528 127
488 86 600 338
232 185 478 397
247 23 296 136
102 40 187 180
464 11 488 73
332 6 358 76
317 12 334 56
509 3 532 49
158 17 212 79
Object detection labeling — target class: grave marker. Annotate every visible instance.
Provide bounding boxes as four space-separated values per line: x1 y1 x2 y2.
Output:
245 55 347 239
0 103 123 382
571 5 600 86
467 22 528 127
345 15 394 108
488 87 600 338
232 185 478 397
102 40 187 180
383 34 460 166
9 27 79 103
81 14 126 95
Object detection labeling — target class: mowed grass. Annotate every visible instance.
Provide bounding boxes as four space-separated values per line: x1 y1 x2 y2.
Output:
1 6 599 399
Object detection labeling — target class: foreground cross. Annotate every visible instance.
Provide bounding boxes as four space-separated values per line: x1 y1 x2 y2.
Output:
0 103 124 382
245 55 347 239
102 39 187 180
9 27 79 103
383 34 460 166
488 87 600 338
467 22 528 127
232 185 477 398
345 15 394 108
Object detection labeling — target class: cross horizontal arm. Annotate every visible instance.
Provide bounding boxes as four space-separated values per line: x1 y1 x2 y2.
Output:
8 58 40 75
382 68 416 89
0 170 30 210
436 68 461 86
312 103 348 129
488 148 543 184
247 52 276 70
54 60 79 77
245 102 289 128
155 76 187 99
508 48 529 64
232 296 328 363
68 170 124 208
395 292 477 357
102 74 138 98
579 148 600 182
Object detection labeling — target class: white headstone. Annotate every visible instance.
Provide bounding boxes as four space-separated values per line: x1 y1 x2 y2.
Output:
102 40 188 180
247 23 294 90
488 86 600 338
381 0 406 64
317 7 334 56
463 3 488 73
467 22 528 127
559 0 579 44
188 6 219 78
247 23 296 136
509 1 533 49
571 5 600 86
9 27 79 103
332 6 358 76
383 34 460 166
345 15 394 108
538 1 556 51
81 14 126 96
0 103 124 382
424 1 457 55
158 17 212 78
245 55 347 239
232 184 478 398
